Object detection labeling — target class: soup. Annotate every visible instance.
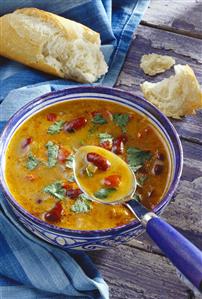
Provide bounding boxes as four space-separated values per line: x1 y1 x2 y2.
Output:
5 100 171 230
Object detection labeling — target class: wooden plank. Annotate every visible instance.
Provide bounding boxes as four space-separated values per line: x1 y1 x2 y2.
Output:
115 25 202 143
141 0 202 38
89 244 201 299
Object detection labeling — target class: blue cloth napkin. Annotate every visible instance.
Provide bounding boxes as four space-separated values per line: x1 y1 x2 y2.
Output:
0 1 149 298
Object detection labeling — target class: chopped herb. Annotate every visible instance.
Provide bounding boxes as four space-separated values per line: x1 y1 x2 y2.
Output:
94 188 116 199
127 147 151 172
43 181 66 200
47 120 64 135
65 154 75 169
67 175 75 183
137 175 148 187
71 194 92 213
26 153 40 170
132 193 142 202
113 113 129 133
92 114 107 125
46 141 59 168
99 133 113 144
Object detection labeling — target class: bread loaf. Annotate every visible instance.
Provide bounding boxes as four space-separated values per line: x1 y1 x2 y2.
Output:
0 8 108 83
141 65 202 118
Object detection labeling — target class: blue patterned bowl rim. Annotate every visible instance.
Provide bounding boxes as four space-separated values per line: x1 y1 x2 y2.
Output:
0 86 183 237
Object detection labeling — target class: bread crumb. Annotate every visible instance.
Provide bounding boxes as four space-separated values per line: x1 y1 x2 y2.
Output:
140 53 175 76
140 64 202 119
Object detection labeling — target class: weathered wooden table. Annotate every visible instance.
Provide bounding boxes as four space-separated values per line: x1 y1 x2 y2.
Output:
89 1 202 298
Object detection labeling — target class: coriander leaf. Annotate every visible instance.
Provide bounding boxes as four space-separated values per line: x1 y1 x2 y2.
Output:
43 181 66 200
26 153 39 170
113 113 129 133
92 114 107 125
127 147 151 171
79 193 92 201
137 175 148 187
99 133 113 144
67 175 75 183
94 188 116 199
71 196 92 213
46 141 59 168
48 120 64 135
65 154 75 169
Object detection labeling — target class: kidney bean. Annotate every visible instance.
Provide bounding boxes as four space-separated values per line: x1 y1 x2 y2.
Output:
104 175 121 188
87 152 111 171
100 140 112 151
156 151 165 161
153 164 164 175
63 117 87 133
21 137 32 149
47 113 57 121
112 137 124 155
66 188 82 199
44 202 63 222
58 148 70 163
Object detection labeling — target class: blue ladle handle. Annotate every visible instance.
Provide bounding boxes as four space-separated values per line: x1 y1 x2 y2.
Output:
140 212 202 292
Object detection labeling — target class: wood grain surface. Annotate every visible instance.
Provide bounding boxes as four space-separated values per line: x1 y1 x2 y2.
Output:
89 1 202 298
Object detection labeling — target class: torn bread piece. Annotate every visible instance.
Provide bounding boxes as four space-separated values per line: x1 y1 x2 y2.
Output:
140 64 202 118
0 8 108 83
140 54 175 76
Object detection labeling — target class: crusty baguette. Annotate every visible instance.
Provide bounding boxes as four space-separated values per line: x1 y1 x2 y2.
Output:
140 53 175 76
141 65 202 119
0 8 108 83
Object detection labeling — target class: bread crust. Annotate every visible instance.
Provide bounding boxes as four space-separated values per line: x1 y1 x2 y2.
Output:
0 8 105 82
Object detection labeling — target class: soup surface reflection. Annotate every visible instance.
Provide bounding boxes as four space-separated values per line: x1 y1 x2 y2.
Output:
5 100 171 230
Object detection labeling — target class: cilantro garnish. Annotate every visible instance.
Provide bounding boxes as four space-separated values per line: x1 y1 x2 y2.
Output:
43 181 66 200
71 194 92 213
26 153 40 170
47 120 64 135
67 175 75 183
127 147 151 172
92 114 107 125
46 141 59 168
65 154 75 169
99 133 113 144
113 113 129 133
94 188 116 199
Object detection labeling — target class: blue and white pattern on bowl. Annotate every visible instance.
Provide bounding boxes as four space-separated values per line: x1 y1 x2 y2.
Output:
0 87 183 250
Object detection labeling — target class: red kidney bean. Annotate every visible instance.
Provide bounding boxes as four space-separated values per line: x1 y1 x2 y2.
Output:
104 175 121 188
21 137 32 149
112 137 124 155
100 140 112 151
66 188 82 199
63 117 87 133
58 148 70 163
44 202 63 222
156 151 165 161
47 113 57 121
153 164 164 175
87 152 111 171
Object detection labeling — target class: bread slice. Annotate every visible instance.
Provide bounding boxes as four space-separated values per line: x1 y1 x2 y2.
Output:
140 65 202 118
0 8 108 83
140 53 175 76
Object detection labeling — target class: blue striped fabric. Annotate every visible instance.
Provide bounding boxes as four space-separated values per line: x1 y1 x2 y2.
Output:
0 1 149 298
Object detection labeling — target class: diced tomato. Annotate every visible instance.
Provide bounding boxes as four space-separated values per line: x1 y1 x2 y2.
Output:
63 117 87 133
21 137 33 149
87 152 111 171
104 175 121 188
66 188 82 199
58 148 70 163
25 174 36 181
47 113 57 122
100 140 112 151
44 202 63 222
112 137 124 155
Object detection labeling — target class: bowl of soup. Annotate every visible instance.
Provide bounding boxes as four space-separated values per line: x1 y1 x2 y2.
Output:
0 87 183 250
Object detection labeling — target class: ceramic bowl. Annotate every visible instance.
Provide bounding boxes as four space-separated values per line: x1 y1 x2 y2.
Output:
0 87 183 250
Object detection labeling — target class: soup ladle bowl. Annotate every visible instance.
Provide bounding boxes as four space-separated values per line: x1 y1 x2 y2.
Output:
73 145 202 292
